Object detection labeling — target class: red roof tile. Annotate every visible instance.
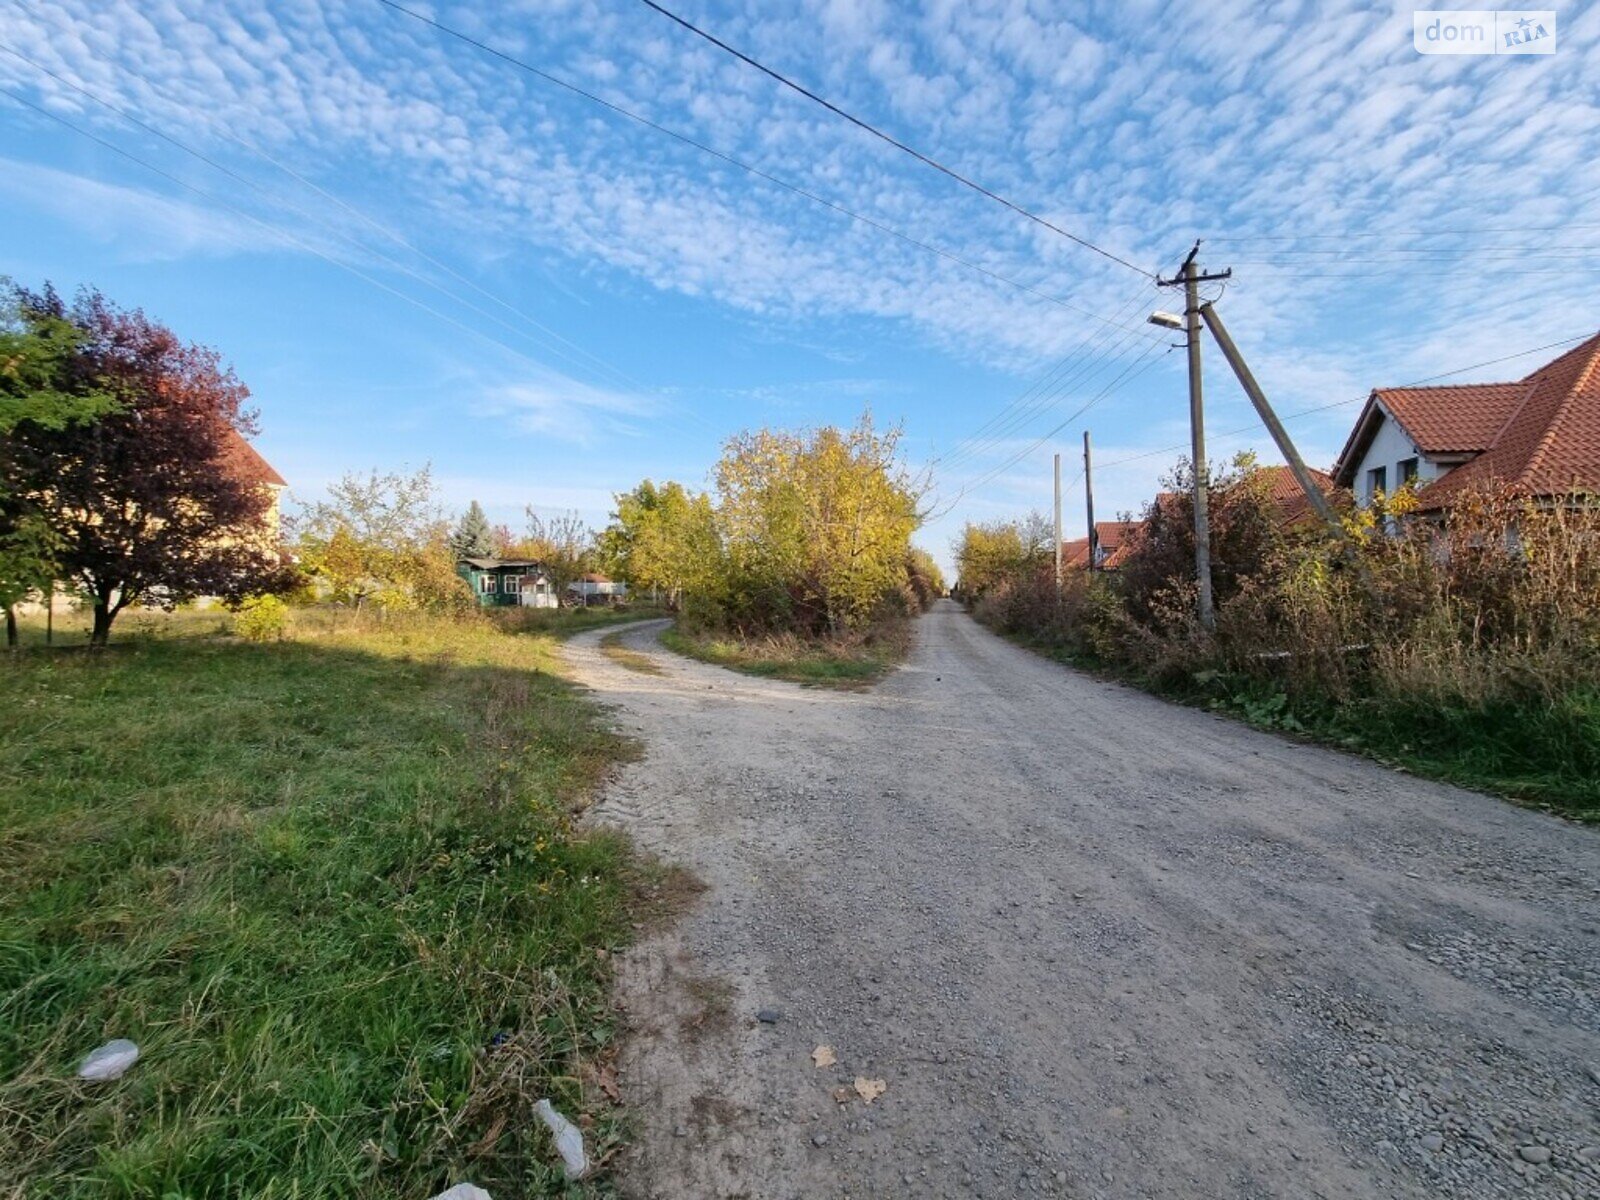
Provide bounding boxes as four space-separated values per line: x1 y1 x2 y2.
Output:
1374 383 1531 454
1416 330 1600 508
1060 537 1091 569
223 429 286 488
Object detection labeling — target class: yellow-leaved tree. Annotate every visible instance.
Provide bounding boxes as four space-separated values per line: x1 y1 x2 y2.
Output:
715 415 923 634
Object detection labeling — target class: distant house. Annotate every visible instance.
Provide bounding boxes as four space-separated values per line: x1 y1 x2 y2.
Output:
1061 519 1146 571
1333 330 1600 510
456 557 557 608
1247 464 1340 527
1060 466 1339 571
567 572 628 607
223 430 288 545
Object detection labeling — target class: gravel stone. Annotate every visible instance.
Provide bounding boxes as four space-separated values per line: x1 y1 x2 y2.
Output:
572 607 1600 1200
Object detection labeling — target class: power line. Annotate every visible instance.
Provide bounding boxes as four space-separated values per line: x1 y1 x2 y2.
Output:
372 0 1157 339
934 340 1175 512
936 303 1160 474
0 87 734 443
0 42 660 403
931 284 1158 472
634 0 1156 280
1207 223 1600 242
1090 332 1599 475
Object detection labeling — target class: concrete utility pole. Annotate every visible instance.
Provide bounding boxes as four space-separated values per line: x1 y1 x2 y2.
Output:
1053 451 1063 588
1157 243 1230 633
1083 430 1097 571
1198 301 1339 532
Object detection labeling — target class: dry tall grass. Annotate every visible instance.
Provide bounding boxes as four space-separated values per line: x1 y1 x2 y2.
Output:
973 480 1600 813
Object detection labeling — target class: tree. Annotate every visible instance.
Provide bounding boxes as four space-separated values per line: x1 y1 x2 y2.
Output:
5 286 288 645
598 480 720 608
714 415 922 633
519 508 593 594
1117 455 1288 628
2 291 118 644
602 415 922 635
954 514 1051 598
449 500 495 559
905 546 946 608
296 465 444 608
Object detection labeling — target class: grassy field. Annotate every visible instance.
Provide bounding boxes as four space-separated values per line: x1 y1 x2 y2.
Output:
658 623 906 689
1 608 644 1197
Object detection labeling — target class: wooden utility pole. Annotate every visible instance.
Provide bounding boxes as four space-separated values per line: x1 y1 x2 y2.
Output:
1052 451 1063 588
1083 430 1097 571
1157 243 1230 633
1198 301 1339 531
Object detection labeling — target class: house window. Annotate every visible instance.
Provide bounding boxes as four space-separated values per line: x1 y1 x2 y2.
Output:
479 574 497 594
1398 457 1419 484
503 574 522 594
1367 465 1387 501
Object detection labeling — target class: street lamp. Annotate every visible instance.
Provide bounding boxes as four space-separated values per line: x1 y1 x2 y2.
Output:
1147 311 1184 331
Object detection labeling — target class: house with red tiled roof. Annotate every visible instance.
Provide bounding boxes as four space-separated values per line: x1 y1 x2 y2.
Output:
222 428 287 551
1060 519 1144 571
1060 466 1337 571
1332 331 1600 509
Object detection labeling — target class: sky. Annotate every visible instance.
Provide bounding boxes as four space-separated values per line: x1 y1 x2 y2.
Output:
2 0 1597 575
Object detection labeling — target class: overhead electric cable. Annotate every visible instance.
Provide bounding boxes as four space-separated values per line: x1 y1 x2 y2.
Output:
936 340 1175 510
0 43 660 401
635 0 1156 280
932 285 1158 472
936 307 1160 474
0 87 728 441
1090 332 1600 475
373 0 1159 338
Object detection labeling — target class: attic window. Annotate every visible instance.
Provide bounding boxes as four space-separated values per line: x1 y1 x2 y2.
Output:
1399 458 1419 484
1367 466 1387 499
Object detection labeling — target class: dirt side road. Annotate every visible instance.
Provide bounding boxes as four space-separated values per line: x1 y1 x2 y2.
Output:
567 602 1600 1200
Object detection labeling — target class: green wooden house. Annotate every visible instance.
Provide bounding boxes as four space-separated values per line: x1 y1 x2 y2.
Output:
456 557 557 608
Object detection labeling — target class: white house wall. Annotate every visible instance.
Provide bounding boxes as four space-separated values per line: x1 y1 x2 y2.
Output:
1350 406 1446 504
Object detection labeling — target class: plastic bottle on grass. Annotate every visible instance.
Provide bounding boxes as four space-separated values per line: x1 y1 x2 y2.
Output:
534 1097 588 1179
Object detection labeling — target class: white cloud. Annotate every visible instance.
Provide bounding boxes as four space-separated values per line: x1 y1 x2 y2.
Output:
0 155 283 259
472 368 658 444
1 0 1595 534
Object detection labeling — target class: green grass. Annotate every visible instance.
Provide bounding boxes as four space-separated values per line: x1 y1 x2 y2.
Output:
490 604 668 640
597 631 665 676
1 610 642 1197
1287 688 1600 821
658 623 905 689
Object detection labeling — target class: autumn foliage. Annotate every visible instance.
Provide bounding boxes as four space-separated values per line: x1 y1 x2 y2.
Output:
602 415 930 638
963 458 1600 811
4 285 291 643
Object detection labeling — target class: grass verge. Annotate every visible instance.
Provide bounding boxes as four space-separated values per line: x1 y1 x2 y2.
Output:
983 618 1600 822
490 604 669 640
598 630 665 676
1 611 642 1197
658 621 907 689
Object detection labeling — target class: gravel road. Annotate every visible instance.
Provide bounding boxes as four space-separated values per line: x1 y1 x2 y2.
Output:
567 602 1600 1200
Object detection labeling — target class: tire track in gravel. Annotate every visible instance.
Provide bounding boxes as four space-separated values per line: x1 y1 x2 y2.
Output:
566 603 1600 1200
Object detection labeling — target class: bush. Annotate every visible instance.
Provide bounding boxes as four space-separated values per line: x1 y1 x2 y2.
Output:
232 593 287 642
967 470 1600 815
